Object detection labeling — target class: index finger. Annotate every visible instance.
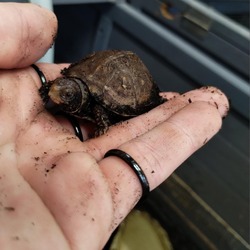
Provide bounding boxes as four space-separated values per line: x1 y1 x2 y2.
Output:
0 3 57 68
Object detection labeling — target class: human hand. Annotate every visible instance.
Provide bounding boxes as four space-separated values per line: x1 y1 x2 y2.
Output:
0 3 229 250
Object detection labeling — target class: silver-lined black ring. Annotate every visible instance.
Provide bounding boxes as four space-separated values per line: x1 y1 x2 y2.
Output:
104 149 150 200
31 64 47 86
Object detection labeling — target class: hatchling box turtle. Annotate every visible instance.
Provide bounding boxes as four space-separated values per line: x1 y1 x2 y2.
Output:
39 50 164 136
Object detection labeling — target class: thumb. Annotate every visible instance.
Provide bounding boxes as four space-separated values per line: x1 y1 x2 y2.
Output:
0 3 57 69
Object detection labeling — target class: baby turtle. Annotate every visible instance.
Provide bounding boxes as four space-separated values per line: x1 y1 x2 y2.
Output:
39 50 164 136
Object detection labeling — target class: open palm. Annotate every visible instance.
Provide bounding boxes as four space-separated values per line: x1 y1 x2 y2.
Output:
0 3 229 250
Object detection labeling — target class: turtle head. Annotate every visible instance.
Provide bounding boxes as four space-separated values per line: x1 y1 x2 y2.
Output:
48 77 90 114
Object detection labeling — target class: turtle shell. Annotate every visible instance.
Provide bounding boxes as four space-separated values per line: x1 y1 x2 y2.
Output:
61 50 163 117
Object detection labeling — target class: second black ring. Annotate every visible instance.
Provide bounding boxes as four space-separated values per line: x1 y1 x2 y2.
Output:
104 149 150 200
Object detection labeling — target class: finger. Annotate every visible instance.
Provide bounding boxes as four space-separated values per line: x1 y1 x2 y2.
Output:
85 86 229 160
99 101 224 230
15 111 112 249
0 64 65 123
0 64 69 145
0 3 57 68
0 155 70 249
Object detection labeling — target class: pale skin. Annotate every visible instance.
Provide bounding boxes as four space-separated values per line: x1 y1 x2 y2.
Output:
0 3 229 250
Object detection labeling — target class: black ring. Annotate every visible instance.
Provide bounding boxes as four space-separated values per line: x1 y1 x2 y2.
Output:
65 115 84 142
56 111 84 142
104 149 150 200
31 64 47 86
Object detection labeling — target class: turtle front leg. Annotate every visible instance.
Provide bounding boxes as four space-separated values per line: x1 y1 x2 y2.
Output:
93 104 112 137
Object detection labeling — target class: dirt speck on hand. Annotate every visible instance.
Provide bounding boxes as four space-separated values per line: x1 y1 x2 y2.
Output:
4 206 15 212
12 236 20 241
